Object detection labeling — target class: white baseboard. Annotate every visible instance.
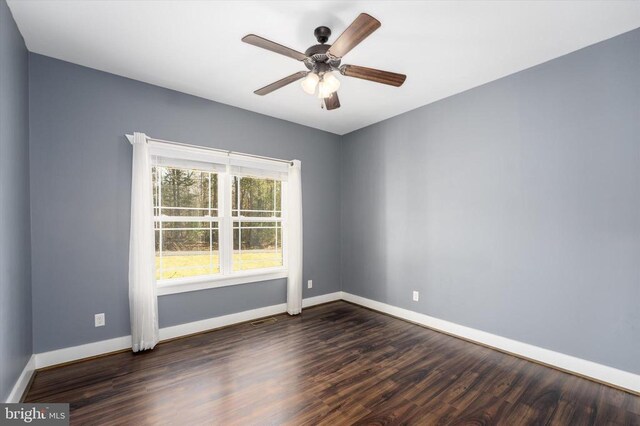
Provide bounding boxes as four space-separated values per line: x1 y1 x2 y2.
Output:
34 292 342 369
302 291 342 308
35 336 133 370
159 303 287 341
26 290 639 396
341 292 640 394
6 355 35 403
161 292 342 341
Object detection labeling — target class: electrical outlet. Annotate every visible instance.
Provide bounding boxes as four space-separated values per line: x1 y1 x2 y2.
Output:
307 280 313 289
95 313 105 327
412 291 419 302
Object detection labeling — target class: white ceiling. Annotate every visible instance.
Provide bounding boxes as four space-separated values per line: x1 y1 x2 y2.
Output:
7 1 640 135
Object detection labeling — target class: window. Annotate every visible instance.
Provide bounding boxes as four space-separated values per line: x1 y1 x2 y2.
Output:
151 149 288 294
153 166 220 281
232 176 283 272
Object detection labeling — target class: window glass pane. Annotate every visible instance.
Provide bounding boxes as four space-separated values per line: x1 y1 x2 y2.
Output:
232 176 238 216
153 166 218 217
275 181 281 213
152 158 287 282
232 221 282 271
152 167 159 216
231 176 282 217
155 222 219 280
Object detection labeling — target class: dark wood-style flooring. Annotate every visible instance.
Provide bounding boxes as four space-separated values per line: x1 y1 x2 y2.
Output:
25 301 640 425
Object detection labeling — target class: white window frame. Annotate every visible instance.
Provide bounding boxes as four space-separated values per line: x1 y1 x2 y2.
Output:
150 145 289 296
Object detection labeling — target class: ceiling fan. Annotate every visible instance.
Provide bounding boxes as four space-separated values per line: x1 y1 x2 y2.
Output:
241 13 406 111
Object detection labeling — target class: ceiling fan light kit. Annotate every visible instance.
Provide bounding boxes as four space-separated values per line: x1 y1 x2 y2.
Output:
242 13 407 111
301 72 319 94
315 72 341 99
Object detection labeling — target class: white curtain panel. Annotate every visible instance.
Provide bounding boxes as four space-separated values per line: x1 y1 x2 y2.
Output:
287 160 303 315
128 132 159 352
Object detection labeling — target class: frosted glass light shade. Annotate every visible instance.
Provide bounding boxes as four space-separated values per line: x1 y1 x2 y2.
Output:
317 72 340 98
323 72 340 93
301 73 319 94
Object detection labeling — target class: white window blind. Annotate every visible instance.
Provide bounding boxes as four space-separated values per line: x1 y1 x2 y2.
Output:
229 154 289 180
149 141 289 178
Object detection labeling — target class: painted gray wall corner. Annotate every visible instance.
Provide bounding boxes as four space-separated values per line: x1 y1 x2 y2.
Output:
0 0 32 401
340 28 640 374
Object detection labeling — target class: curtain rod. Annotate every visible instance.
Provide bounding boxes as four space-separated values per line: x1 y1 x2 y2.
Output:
125 134 294 166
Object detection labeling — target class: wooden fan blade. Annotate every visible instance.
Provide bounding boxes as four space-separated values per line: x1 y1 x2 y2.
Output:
242 34 308 61
327 13 381 59
341 65 406 87
254 71 308 96
324 92 340 110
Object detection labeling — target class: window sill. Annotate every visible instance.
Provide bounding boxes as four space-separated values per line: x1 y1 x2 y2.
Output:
156 269 288 296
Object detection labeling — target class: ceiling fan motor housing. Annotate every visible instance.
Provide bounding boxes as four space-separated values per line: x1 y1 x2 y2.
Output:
304 44 341 71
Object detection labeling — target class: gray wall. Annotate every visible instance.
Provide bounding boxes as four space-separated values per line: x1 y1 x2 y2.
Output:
29 54 341 353
0 0 32 401
341 28 640 374
21 22 640 376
